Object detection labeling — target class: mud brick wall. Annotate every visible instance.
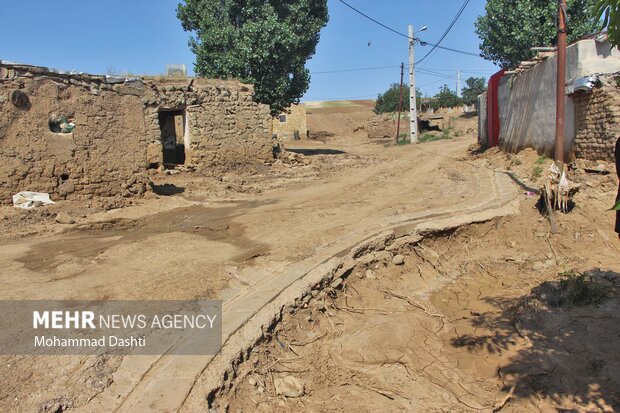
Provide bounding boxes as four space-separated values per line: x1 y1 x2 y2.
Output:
366 114 409 139
0 62 273 204
272 104 307 140
0 64 150 204
573 76 620 161
142 78 273 169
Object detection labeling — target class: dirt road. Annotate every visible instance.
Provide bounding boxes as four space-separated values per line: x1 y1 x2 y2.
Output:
0 136 484 303
0 130 513 412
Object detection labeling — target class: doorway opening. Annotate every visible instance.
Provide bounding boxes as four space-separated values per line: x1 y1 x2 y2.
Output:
158 109 187 165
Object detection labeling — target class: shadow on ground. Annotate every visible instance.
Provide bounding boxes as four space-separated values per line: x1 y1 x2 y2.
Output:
151 184 185 196
452 269 620 411
286 148 346 156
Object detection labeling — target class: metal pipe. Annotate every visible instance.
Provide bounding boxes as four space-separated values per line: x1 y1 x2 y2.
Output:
555 0 567 165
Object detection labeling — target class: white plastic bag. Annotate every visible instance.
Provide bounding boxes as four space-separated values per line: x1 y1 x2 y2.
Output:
12 192 55 209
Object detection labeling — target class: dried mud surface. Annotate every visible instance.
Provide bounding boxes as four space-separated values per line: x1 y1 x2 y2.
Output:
211 149 620 413
1 111 618 412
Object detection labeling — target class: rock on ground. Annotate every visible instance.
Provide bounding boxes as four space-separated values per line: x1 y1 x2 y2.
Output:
273 376 305 398
392 254 405 265
55 212 75 224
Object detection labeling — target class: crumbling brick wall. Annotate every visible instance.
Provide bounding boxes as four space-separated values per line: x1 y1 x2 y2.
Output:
0 62 273 204
142 78 273 169
0 64 151 204
366 114 410 140
272 104 307 140
573 76 620 161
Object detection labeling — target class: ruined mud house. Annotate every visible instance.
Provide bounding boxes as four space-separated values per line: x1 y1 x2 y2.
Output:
0 60 274 204
271 104 307 140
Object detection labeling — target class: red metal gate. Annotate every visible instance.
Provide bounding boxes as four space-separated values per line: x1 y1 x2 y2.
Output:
486 69 505 147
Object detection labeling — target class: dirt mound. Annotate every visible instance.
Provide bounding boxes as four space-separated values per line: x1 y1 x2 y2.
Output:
306 100 375 138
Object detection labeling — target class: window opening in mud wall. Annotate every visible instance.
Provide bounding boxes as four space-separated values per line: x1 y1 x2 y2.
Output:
158 109 187 165
279 114 287 123
49 115 75 133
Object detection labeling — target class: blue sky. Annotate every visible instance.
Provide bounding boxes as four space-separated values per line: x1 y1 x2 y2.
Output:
0 0 499 101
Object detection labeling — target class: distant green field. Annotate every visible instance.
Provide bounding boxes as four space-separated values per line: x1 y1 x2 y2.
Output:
304 99 375 109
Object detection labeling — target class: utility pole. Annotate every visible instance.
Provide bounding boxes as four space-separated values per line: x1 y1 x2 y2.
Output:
555 0 567 166
409 25 418 143
396 62 404 143
456 69 462 98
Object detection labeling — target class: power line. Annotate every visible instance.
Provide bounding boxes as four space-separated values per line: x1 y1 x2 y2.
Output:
416 67 456 76
337 0 479 59
311 65 400 74
310 65 460 76
304 92 380 101
422 67 495 73
419 41 479 58
417 76 456 88
307 66 465 85
416 0 472 64
337 0 409 40
417 69 458 80
461 69 495 73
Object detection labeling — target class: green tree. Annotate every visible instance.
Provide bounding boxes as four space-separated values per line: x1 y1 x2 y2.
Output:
475 0 598 68
461 77 487 105
430 85 462 110
177 0 328 115
595 0 620 48
374 84 422 114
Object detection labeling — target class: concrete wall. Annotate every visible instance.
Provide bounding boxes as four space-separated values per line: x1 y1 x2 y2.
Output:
271 104 307 140
496 37 620 158
0 62 273 204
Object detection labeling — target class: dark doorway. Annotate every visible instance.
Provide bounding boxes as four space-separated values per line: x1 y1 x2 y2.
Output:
159 110 186 165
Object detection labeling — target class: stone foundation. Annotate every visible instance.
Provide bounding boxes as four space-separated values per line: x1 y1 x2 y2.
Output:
573 75 620 162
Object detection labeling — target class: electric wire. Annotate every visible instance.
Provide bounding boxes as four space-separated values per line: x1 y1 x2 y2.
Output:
416 0 472 64
336 0 479 59
310 64 491 76
337 0 410 40
311 65 400 74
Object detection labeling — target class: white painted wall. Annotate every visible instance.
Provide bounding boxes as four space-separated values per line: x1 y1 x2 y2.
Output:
496 37 620 157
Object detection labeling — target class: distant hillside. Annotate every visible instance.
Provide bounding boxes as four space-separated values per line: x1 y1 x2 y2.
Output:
305 100 376 137
303 100 375 110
